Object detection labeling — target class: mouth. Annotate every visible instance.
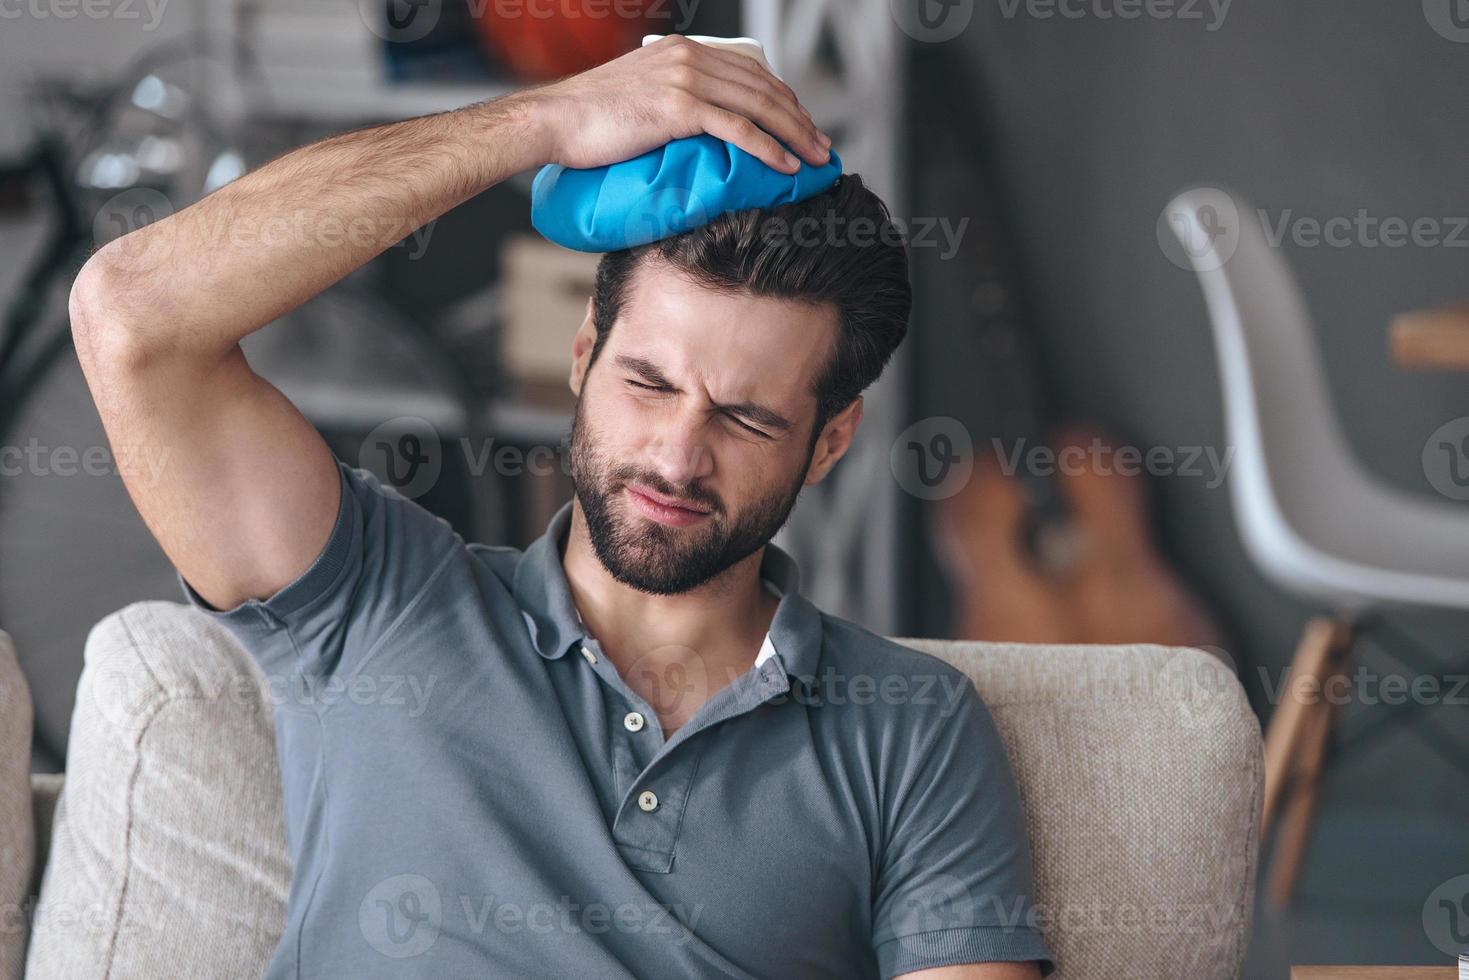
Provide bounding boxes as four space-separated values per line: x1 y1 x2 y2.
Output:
623 484 711 528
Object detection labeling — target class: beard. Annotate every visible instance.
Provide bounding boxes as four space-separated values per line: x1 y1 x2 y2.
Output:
567 387 811 596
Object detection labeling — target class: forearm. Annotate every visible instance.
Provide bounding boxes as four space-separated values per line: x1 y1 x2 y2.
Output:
72 92 546 361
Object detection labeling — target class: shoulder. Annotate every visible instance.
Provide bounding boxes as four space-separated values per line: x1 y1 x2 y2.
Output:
463 541 529 589
809 611 985 737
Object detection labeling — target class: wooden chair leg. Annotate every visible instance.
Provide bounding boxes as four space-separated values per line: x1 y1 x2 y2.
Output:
1259 616 1352 908
1261 617 1350 835
1265 678 1339 906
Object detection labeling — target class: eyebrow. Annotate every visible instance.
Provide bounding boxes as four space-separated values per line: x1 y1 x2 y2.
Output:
613 354 795 433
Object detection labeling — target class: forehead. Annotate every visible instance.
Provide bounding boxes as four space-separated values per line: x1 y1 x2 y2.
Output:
609 260 838 408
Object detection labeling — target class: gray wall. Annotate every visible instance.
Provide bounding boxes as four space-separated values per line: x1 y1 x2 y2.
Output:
909 0 1469 815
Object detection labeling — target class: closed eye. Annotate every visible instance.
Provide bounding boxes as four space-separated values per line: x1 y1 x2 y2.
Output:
725 413 771 438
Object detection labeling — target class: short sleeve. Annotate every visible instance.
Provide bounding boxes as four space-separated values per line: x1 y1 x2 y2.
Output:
870 676 1056 978
175 456 463 681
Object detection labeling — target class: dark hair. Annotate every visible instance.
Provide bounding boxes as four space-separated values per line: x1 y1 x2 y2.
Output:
589 173 911 450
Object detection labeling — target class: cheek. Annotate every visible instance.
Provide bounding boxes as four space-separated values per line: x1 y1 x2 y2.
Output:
719 443 805 505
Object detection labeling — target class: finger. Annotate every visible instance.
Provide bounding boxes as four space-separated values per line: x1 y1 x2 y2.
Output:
694 45 805 117
692 49 830 151
699 105 802 173
681 73 830 168
651 36 830 161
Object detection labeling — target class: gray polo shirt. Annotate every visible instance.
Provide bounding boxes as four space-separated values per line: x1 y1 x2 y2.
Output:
178 458 1055 979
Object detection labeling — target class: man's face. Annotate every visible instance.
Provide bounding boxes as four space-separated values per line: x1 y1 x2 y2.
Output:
568 261 841 595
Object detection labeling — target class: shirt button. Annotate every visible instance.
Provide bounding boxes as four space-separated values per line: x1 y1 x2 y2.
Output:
637 790 659 812
623 711 645 732
581 646 598 665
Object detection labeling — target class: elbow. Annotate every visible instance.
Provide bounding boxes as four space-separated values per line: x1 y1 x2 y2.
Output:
69 241 161 375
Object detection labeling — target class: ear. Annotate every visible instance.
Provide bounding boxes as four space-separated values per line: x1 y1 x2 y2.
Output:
804 396 864 485
569 295 596 397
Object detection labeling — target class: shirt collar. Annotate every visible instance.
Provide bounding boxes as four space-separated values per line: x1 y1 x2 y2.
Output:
513 498 823 687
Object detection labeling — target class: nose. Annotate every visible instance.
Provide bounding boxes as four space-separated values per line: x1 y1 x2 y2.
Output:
645 409 716 493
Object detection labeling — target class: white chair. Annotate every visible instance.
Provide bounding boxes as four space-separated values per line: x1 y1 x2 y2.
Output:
1163 187 1469 904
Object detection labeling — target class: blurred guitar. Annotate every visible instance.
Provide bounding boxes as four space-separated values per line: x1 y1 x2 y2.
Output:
917 47 1222 649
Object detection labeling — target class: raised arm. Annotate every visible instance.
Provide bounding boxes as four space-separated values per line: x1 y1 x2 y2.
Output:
70 35 831 612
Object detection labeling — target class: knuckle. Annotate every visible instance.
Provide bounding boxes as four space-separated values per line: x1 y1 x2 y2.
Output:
668 65 698 89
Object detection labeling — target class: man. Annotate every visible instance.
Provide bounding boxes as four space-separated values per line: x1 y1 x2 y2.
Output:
70 35 1054 980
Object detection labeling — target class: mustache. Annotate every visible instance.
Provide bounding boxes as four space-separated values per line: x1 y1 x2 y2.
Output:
614 471 721 514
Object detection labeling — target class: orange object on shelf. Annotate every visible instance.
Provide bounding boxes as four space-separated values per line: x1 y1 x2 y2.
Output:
473 3 657 81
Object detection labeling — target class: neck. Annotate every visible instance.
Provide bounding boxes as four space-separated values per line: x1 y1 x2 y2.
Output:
560 499 781 719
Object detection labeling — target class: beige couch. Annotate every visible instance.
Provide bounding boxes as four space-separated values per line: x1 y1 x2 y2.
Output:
0 601 1263 979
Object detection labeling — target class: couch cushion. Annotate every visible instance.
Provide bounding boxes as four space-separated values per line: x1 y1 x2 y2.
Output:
25 602 289 979
0 629 33 980
892 638 1261 980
